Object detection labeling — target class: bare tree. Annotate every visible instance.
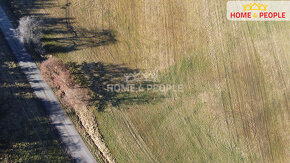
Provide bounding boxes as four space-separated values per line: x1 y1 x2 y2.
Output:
15 16 44 54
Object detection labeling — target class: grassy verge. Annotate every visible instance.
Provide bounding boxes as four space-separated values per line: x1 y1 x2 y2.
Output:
0 30 70 162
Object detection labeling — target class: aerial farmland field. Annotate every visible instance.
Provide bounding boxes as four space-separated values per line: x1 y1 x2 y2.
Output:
0 0 289 162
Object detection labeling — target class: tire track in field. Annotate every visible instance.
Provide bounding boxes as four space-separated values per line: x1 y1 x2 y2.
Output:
263 23 289 116
119 109 158 162
215 1 282 161
111 108 158 162
214 0 242 144
202 0 237 146
217 1 266 159
213 1 270 160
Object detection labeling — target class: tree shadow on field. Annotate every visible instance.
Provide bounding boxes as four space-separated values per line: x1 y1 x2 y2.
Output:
68 62 165 111
42 28 117 55
2 0 163 111
1 0 117 62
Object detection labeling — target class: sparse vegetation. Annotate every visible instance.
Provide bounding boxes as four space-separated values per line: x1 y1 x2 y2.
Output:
40 57 115 162
40 57 92 110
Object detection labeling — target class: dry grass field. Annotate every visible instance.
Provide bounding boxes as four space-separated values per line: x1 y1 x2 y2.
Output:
3 0 289 162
